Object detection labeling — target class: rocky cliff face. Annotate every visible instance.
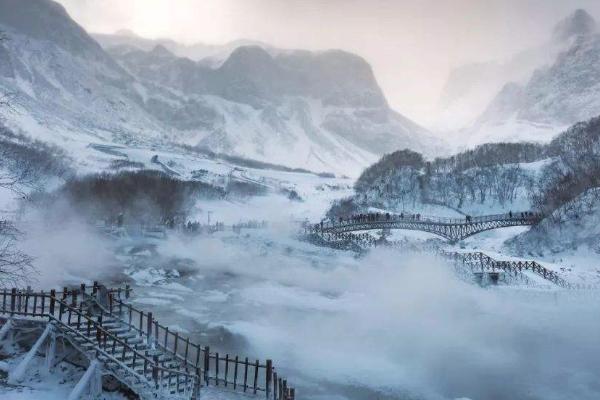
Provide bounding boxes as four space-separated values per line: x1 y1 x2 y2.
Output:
440 9 600 147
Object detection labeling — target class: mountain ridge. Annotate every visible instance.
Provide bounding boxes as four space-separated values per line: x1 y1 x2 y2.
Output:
0 0 444 177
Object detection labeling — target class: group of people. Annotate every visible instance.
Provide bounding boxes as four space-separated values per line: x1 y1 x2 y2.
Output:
337 212 423 225
183 221 225 234
508 211 540 219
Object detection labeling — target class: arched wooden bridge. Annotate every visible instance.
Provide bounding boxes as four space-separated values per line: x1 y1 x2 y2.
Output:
309 211 542 242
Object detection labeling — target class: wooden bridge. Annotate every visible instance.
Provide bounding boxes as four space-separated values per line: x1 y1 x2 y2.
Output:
305 232 596 290
308 211 542 242
0 283 294 400
441 251 596 290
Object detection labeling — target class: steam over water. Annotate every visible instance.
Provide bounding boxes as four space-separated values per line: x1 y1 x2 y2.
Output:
20 214 600 400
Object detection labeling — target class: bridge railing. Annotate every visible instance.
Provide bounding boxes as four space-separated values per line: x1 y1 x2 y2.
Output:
311 211 541 232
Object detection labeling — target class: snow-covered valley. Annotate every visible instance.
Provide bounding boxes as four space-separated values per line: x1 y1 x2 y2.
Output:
2 146 599 399
2 2 600 400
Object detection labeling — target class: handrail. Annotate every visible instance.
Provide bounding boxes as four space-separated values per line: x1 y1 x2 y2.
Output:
106 294 284 396
0 284 295 400
0 289 198 395
307 233 597 291
50 314 198 396
441 251 597 290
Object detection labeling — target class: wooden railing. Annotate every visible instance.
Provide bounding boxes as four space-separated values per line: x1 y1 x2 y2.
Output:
106 291 294 399
441 251 597 290
0 282 295 399
0 286 199 396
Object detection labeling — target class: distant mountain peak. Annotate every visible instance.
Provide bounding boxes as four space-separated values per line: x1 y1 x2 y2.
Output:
114 29 139 38
149 44 175 58
552 9 597 42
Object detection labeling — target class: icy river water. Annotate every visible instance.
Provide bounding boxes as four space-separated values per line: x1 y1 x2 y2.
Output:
101 225 600 400
19 188 600 400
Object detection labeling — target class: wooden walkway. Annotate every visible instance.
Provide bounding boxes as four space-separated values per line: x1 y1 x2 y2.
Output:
0 283 295 400
305 232 596 290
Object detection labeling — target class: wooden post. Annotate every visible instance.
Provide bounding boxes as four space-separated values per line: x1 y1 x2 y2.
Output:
278 377 283 400
266 359 272 398
215 352 219 386
203 346 210 385
233 356 239 389
174 332 179 355
184 337 190 361
273 372 278 400
253 359 259 394
125 284 130 299
24 286 31 314
95 326 101 344
147 312 153 345
32 294 38 317
92 281 98 295
224 354 230 387
10 288 16 315
152 362 159 387
243 357 249 392
193 369 201 400
80 283 86 298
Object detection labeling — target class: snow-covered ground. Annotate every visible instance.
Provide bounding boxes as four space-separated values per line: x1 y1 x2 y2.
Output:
3 149 600 399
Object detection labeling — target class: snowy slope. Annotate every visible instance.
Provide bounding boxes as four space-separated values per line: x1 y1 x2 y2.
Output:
0 0 444 177
454 9 600 147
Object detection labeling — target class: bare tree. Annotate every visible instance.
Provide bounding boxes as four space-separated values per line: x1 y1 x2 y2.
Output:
0 221 34 288
0 30 35 287
0 146 39 196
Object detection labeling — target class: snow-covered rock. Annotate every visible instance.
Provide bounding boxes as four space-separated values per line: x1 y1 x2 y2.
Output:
508 187 600 254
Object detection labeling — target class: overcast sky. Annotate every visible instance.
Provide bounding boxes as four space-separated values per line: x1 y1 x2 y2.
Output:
57 0 600 126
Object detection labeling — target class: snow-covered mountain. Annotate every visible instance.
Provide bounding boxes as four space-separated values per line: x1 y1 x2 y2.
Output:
434 8 596 133
435 46 557 133
461 9 600 147
0 0 443 177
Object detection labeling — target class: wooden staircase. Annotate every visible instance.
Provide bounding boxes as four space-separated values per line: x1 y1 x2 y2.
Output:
0 283 295 399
